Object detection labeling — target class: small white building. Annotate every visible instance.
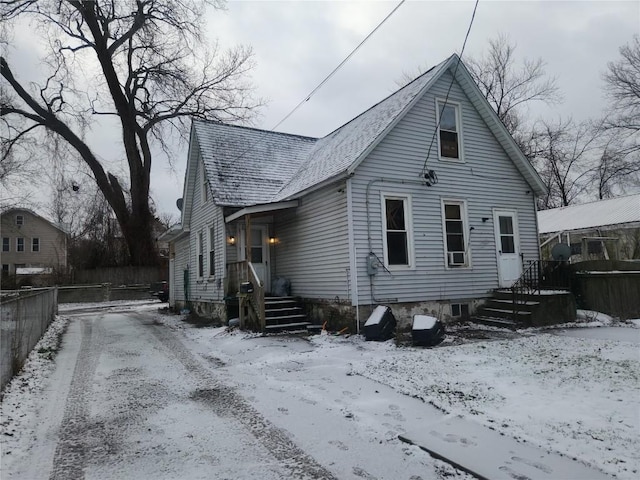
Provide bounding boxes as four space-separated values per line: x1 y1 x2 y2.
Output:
538 194 640 261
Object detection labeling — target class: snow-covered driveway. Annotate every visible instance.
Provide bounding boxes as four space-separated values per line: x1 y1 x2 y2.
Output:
1 308 467 480
1 310 341 479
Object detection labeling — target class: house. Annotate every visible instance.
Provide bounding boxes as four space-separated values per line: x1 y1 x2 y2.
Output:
1 208 68 279
538 194 640 262
161 54 546 330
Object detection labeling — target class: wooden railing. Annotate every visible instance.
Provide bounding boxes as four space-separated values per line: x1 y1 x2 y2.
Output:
510 260 572 322
225 261 265 332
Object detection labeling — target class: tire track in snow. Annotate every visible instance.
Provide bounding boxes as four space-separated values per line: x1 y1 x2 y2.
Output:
148 322 337 480
49 317 104 480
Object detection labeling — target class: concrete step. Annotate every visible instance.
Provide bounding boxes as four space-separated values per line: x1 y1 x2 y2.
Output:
471 316 521 330
265 307 303 317
265 314 308 325
264 322 311 332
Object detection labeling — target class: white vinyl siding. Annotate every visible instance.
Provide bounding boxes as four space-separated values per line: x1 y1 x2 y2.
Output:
275 182 349 300
348 71 538 304
184 155 225 303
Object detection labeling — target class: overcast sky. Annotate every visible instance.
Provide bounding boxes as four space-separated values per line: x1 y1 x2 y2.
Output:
7 0 640 219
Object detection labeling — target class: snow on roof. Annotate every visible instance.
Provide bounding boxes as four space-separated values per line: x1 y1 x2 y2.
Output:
537 194 640 234
194 121 316 206
192 58 449 207
272 59 447 201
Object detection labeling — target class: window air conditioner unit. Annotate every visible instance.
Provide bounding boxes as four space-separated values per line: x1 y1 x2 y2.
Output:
448 251 466 266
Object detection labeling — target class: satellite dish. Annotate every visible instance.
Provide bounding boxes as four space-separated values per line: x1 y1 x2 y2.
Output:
551 243 571 261
176 198 183 211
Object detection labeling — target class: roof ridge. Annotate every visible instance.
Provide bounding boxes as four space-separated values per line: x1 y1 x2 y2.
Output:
541 193 640 212
193 119 319 141
319 58 446 139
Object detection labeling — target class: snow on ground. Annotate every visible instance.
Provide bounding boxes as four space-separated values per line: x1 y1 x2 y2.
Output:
2 305 638 479
1 315 70 450
58 299 163 313
352 332 639 479
154 312 640 479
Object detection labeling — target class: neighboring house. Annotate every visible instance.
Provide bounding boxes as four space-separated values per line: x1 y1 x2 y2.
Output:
161 54 546 328
538 194 640 262
1 208 69 277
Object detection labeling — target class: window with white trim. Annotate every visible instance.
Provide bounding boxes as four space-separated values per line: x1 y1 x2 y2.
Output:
32 238 40 252
382 194 413 268
2 238 9 252
16 215 24 226
16 237 24 252
442 200 469 268
197 231 204 278
208 225 215 277
437 100 461 160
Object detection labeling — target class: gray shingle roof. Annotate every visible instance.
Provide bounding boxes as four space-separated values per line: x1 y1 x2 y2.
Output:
192 57 450 207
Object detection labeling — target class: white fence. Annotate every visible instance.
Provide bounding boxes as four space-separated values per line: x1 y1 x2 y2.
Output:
1 288 58 391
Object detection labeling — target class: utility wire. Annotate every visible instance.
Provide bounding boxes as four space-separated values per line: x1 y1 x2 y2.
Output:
209 0 407 185
272 0 406 131
422 0 480 174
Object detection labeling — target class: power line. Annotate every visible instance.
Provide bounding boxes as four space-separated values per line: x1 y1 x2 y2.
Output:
422 0 480 175
272 0 406 131
212 0 407 181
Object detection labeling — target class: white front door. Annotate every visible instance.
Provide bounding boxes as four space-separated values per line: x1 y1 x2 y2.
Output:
239 225 271 292
493 209 522 288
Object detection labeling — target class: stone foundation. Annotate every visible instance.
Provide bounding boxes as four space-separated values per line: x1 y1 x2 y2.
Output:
301 297 486 333
173 300 227 324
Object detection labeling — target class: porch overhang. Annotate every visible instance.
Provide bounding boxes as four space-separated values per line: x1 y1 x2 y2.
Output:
224 200 299 223
157 224 189 243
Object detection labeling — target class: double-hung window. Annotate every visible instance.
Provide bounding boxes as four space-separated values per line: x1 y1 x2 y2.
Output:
208 225 215 277
2 238 9 252
197 231 204 278
16 215 24 226
442 199 470 268
437 100 462 161
16 237 24 252
32 238 40 252
382 194 413 268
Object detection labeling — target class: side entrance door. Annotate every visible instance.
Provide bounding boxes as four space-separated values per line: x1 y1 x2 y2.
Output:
239 224 271 292
493 209 522 288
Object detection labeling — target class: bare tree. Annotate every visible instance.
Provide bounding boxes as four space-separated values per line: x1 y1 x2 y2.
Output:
603 35 640 144
586 128 640 200
1 0 260 265
531 119 601 209
466 34 561 148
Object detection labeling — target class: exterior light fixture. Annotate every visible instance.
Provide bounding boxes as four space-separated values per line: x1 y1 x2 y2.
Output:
228 235 236 245
269 237 276 245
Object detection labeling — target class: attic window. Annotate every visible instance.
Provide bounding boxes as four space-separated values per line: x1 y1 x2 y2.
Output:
16 214 24 226
437 100 462 161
